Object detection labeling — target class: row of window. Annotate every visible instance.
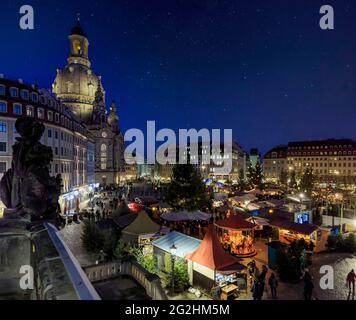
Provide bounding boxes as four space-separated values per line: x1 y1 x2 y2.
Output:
289 144 353 150
0 98 87 136
0 85 38 102
289 151 355 156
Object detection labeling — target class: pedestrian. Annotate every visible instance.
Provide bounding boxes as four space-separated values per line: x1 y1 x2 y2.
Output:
268 273 278 299
95 209 101 221
301 268 314 300
247 260 256 286
346 269 355 297
258 265 268 300
252 266 261 300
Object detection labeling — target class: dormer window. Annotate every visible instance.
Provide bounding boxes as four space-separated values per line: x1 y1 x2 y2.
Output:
0 85 5 96
31 92 38 102
21 90 29 100
10 87 18 98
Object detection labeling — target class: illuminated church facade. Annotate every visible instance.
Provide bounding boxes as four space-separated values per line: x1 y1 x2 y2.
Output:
52 19 125 185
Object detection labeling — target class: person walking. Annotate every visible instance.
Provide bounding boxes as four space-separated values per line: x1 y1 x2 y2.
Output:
268 273 278 299
301 268 314 300
252 266 261 300
95 209 101 221
258 265 268 300
247 260 256 287
346 269 355 297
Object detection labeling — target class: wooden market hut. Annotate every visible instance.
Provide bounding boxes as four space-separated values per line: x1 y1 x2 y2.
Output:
152 231 202 273
269 218 330 253
186 225 246 292
215 214 256 257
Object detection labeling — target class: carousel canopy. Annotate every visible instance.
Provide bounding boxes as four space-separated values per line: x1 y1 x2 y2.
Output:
161 210 212 221
186 225 245 271
215 214 256 231
152 231 202 259
122 210 161 236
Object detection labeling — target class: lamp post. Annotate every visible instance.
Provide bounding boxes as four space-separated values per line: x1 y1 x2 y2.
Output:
170 243 177 295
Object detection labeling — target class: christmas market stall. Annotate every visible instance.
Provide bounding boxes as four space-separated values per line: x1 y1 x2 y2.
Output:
186 225 247 299
269 218 331 253
215 214 256 257
152 231 202 273
121 210 168 245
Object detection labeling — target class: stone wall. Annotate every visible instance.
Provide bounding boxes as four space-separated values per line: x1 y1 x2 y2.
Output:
84 260 168 300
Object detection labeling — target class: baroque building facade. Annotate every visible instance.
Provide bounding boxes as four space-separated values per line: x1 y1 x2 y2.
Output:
52 20 124 185
263 139 356 185
0 77 94 215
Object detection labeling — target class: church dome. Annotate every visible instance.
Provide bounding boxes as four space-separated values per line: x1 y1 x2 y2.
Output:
53 64 103 102
52 19 105 123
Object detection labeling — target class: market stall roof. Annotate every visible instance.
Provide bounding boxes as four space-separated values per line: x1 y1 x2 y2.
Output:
161 210 212 222
215 214 256 231
122 211 161 236
186 225 245 271
113 213 137 229
230 193 257 203
152 231 202 259
247 217 270 226
269 219 318 235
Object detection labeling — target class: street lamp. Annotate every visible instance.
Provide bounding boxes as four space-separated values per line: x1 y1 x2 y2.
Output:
170 243 177 294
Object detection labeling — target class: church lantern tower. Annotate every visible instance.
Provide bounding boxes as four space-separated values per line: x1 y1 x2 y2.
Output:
52 17 104 123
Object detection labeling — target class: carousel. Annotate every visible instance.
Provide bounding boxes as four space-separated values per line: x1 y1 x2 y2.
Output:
215 214 256 258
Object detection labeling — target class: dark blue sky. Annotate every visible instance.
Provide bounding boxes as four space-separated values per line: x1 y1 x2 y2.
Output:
0 0 355 155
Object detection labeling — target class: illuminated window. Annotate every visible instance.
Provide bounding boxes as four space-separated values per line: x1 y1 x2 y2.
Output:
37 108 44 119
26 105 34 117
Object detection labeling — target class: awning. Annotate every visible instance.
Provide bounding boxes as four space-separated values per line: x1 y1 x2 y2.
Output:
161 210 212 221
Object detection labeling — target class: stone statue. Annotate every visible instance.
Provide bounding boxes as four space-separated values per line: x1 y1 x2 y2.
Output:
0 117 62 227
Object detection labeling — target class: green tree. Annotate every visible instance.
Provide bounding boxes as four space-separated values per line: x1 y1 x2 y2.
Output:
289 170 298 189
299 167 315 195
164 164 209 211
276 239 308 282
114 240 129 260
168 258 190 292
102 229 118 260
237 168 247 191
128 246 157 273
279 169 288 186
82 221 104 253
247 163 264 189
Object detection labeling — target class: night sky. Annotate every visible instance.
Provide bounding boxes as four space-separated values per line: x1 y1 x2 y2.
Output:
0 0 355 155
